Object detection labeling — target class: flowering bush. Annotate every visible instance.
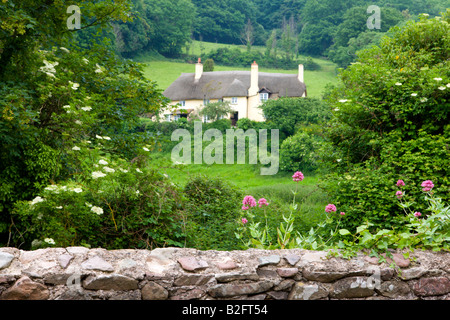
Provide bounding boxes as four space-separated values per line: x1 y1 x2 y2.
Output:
10 147 185 250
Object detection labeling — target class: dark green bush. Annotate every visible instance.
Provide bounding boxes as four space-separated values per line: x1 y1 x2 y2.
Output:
183 175 243 250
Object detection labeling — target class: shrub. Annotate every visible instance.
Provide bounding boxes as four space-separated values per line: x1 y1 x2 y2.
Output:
279 130 323 173
183 175 243 250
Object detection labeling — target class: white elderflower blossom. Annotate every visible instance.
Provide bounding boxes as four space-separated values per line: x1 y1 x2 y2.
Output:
136 168 143 173
69 81 79 90
103 166 115 173
40 60 58 75
96 135 103 139
438 86 446 90
72 187 83 193
72 146 81 151
433 77 442 81
55 206 63 209
339 99 348 103
119 168 129 173
92 171 107 179
99 159 108 165
85 202 93 208
81 106 92 111
411 93 418 97
60 47 70 53
395 82 402 86
446 83 450 88
82 58 89 64
91 206 104 215
75 120 83 125
30 196 45 205
102 136 111 140
143 147 150 152
44 238 55 245
95 63 103 73
420 97 428 102
63 105 71 109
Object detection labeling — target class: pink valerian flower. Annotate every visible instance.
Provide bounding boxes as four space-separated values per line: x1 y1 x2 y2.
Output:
396 180 405 187
292 171 304 182
340 212 346 216
242 195 257 210
421 180 434 192
325 204 337 213
414 212 422 218
396 191 403 199
241 218 248 224
258 198 269 207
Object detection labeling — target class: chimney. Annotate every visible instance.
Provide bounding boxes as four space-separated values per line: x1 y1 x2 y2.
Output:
249 61 259 96
298 64 304 83
195 58 203 80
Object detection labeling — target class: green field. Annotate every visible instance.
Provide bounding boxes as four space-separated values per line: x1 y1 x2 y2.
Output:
138 41 339 98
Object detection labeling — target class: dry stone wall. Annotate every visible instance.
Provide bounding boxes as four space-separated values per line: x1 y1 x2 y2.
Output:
0 247 449 300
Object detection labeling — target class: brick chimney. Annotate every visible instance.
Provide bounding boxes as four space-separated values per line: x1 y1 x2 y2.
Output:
248 61 259 96
195 58 203 80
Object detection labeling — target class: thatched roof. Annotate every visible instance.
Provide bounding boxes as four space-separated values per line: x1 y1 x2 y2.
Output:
163 71 306 101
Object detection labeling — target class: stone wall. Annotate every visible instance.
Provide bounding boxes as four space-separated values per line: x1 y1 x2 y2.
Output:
0 247 449 300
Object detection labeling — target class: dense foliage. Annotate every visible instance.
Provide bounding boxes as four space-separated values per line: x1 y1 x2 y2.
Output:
320 12 450 232
0 0 167 247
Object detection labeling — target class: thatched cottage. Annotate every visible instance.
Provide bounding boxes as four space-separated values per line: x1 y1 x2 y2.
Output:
161 59 307 124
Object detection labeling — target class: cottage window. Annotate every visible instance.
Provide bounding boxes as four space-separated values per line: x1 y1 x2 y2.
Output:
231 97 238 104
165 114 172 122
260 93 269 102
180 100 186 107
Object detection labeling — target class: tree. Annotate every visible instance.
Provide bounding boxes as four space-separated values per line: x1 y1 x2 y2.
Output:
0 0 168 245
240 19 255 52
199 101 234 122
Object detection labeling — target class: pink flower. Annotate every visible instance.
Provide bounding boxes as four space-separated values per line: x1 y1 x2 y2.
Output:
292 171 304 182
421 180 434 192
340 212 345 216
258 198 269 207
396 180 405 187
396 191 403 199
242 195 257 208
325 204 337 213
414 212 422 218
242 205 249 211
241 218 248 224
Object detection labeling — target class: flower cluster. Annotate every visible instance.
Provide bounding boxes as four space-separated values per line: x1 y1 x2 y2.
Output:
292 171 304 182
395 179 436 218
258 198 269 208
324 203 345 216
421 180 434 192
242 195 257 210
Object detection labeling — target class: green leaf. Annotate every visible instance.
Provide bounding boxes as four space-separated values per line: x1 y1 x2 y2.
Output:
339 229 351 236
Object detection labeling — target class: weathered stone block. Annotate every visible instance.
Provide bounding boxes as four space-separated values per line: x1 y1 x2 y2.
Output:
1 276 49 300
83 274 138 291
412 277 450 297
208 281 274 298
288 282 329 300
331 277 375 299
141 281 169 300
